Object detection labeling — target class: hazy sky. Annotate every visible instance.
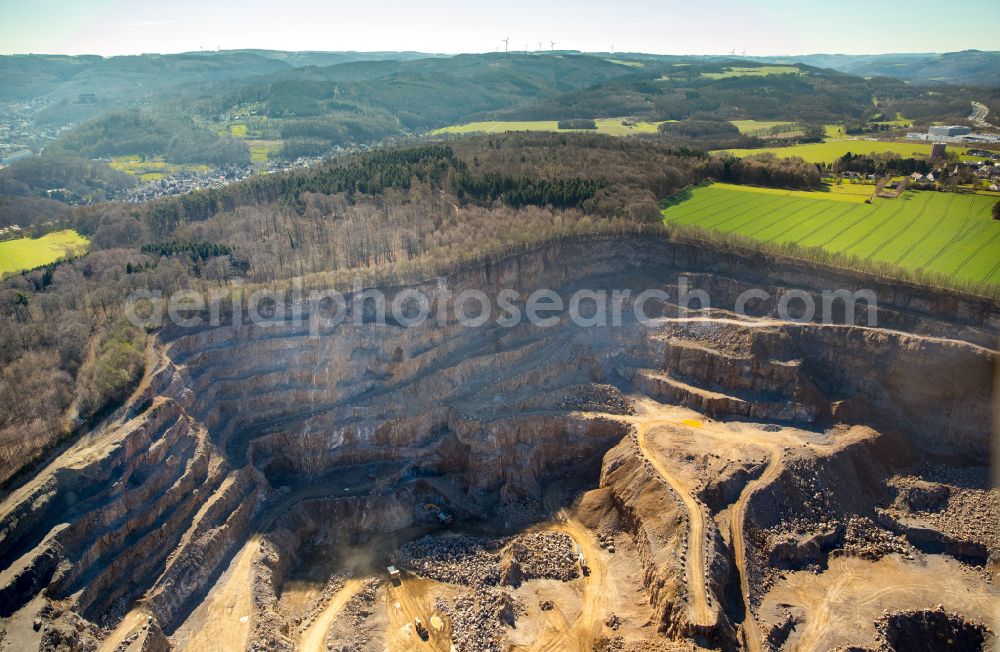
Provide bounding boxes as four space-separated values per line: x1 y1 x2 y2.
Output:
2 0 999 56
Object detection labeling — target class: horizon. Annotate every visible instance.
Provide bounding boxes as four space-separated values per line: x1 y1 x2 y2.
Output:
3 0 999 58
3 47 1000 59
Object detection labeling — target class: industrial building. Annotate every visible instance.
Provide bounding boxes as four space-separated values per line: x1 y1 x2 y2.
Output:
928 125 972 138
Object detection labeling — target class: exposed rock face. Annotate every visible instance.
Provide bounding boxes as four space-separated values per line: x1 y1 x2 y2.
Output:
0 234 995 649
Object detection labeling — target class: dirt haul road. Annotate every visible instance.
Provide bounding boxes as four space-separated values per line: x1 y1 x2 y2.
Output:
531 517 614 652
603 398 817 645
299 578 364 652
611 400 714 628
730 447 780 652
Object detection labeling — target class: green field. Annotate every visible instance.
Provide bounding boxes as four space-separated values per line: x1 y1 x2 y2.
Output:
0 230 90 275
730 120 798 134
717 139 986 163
701 65 801 79
662 184 1000 286
110 155 210 182
605 59 644 68
431 118 670 136
248 139 281 163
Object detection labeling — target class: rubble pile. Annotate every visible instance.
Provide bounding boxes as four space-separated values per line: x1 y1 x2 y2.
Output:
505 533 578 582
593 635 626 651
394 532 579 587
298 574 347 630
886 472 1000 553
448 588 518 652
556 384 634 414
393 536 503 586
842 516 915 560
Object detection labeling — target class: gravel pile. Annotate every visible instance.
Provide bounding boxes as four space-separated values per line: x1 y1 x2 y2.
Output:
436 588 518 652
505 532 578 582
887 472 1000 553
593 635 626 651
393 536 503 586
842 516 915 560
556 384 634 414
393 532 578 587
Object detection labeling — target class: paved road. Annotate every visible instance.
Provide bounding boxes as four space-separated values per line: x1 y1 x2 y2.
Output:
969 101 990 128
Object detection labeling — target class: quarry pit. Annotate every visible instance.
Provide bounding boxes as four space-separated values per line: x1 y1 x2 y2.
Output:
0 235 997 651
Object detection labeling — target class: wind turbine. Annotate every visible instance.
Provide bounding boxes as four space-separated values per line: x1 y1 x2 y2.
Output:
502 36 509 53
538 41 543 52
550 40 556 51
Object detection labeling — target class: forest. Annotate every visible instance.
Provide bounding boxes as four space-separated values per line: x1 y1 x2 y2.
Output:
51 111 251 166
0 154 136 203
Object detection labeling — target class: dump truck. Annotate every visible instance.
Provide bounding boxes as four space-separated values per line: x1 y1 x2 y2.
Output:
414 617 429 640
387 565 401 585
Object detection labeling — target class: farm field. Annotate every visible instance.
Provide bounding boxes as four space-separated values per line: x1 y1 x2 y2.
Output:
730 120 798 134
701 65 801 79
714 181 876 203
109 155 211 182
662 183 1000 286
248 140 281 162
0 230 90 275
717 139 987 163
431 118 669 136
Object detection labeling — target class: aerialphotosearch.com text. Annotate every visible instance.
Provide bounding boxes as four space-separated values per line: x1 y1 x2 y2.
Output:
125 276 878 336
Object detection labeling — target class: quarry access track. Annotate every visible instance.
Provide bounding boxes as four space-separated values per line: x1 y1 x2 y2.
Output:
298 578 364 652
630 414 715 629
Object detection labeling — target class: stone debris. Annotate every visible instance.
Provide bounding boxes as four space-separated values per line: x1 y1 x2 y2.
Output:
298 574 347 631
436 588 518 652
556 384 634 414
392 532 578 587
323 578 382 652
842 516 916 560
593 635 626 651
393 536 502 586
884 470 1000 555
505 533 579 583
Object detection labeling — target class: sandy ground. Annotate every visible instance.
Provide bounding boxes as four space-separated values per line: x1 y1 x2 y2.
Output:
386 574 457 652
169 536 259 650
1 594 49 652
761 554 999 651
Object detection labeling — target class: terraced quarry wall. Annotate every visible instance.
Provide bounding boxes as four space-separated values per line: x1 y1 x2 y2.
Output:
0 234 995 650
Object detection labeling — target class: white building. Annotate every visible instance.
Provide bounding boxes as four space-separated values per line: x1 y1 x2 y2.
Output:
928 125 972 138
